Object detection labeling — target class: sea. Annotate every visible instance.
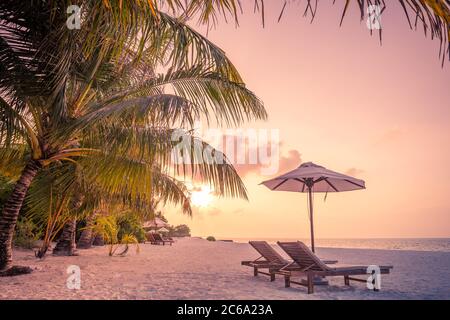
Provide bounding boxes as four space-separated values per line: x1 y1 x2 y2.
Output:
227 237 450 252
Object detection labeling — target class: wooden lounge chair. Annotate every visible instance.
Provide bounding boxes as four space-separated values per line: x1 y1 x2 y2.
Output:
241 241 290 281
153 233 174 246
277 241 393 294
145 233 163 245
164 236 175 242
242 241 338 281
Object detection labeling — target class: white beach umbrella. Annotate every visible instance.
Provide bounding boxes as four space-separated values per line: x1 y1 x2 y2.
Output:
142 217 168 229
158 227 170 233
261 162 365 253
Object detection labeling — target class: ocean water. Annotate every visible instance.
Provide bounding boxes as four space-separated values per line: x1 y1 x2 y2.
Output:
229 237 450 252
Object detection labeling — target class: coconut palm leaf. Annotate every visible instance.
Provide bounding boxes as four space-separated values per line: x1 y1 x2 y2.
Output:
271 0 450 63
82 126 178 163
0 146 29 179
0 0 246 109
149 167 192 216
156 0 450 62
24 164 78 224
0 98 34 149
56 65 264 152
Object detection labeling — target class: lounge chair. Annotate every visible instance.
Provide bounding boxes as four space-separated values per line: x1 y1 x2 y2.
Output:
276 241 393 294
145 233 163 245
164 236 175 242
241 241 290 281
153 233 174 246
241 241 338 281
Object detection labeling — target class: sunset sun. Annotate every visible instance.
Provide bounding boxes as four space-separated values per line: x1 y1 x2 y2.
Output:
191 186 213 207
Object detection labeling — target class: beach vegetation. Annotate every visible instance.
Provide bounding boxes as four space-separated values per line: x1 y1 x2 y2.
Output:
0 1 265 272
13 218 41 249
91 215 140 256
169 224 191 237
117 215 146 244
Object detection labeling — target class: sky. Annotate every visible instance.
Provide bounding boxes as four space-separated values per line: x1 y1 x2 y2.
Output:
164 1 450 239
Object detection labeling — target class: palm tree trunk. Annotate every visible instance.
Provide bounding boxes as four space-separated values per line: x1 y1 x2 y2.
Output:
92 233 105 246
53 182 84 256
52 218 77 256
0 160 41 272
77 213 96 249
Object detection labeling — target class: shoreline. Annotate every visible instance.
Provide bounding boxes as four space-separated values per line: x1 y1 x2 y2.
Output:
214 238 450 253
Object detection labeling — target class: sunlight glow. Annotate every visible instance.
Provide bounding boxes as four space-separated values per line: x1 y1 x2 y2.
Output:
191 186 213 208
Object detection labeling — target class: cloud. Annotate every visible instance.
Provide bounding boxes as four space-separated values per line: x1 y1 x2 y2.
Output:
192 206 242 218
232 149 301 177
345 167 365 177
218 133 301 177
277 150 302 175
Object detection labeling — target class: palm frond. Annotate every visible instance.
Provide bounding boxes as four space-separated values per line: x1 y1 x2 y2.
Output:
66 67 265 141
82 126 179 165
274 0 450 63
78 153 190 214
0 146 29 179
0 97 30 148
151 168 192 216
24 163 78 229
70 94 196 136
171 133 248 200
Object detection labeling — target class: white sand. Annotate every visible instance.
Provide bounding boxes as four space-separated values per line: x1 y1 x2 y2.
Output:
1 237 449 300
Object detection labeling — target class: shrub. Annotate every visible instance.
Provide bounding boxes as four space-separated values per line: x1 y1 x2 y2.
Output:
169 224 191 237
14 218 41 249
92 216 140 256
117 215 146 243
206 236 216 242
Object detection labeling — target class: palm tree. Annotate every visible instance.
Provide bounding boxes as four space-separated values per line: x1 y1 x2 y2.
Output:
76 210 100 250
0 1 266 273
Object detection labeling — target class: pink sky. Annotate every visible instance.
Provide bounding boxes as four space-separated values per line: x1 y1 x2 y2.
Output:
165 2 450 239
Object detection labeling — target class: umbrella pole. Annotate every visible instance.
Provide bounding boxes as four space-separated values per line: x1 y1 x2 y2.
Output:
307 185 329 285
308 186 315 253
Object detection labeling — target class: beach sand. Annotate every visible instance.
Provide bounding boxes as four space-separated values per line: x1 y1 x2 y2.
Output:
1 237 449 300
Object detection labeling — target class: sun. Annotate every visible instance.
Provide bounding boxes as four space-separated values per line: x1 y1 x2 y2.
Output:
191 185 213 207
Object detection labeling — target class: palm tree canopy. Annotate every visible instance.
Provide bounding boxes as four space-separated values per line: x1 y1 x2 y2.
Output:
0 0 263 271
